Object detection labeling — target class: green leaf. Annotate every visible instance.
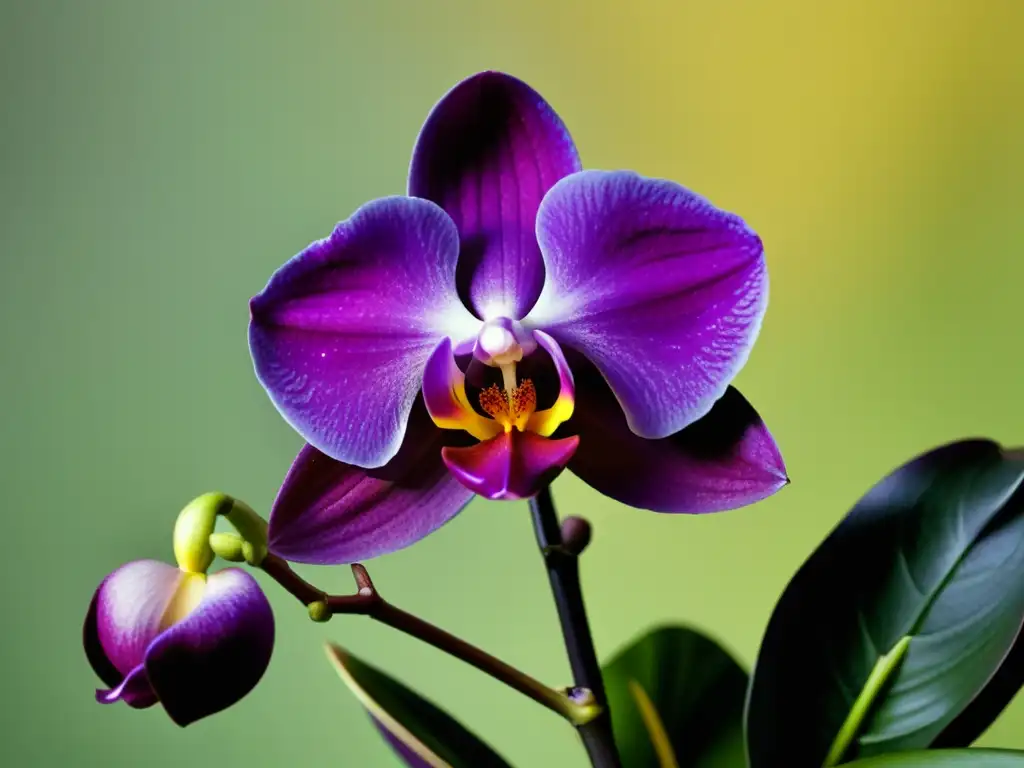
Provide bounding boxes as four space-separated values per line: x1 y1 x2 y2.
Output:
933 628 1024 747
745 440 1024 768
326 643 513 768
839 749 1024 766
603 625 748 768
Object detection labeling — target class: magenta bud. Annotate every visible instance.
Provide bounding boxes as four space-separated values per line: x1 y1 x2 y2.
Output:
84 559 274 726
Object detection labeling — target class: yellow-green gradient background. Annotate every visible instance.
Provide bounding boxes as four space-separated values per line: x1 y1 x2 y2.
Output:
3 1 1023 765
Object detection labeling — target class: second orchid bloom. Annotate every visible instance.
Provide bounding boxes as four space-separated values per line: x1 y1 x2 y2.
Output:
249 71 788 565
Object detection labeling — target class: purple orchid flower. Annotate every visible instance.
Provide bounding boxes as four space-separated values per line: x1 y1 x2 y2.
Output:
250 71 787 565
83 560 274 726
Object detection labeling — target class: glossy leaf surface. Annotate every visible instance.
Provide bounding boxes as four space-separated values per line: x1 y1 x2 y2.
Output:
839 749 1024 767
933 628 1024 747
603 625 748 767
746 440 1024 767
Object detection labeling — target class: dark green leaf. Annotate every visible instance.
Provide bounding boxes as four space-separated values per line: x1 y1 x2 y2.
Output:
839 749 1024 766
933 627 1024 747
603 625 748 768
745 440 1024 768
326 643 512 768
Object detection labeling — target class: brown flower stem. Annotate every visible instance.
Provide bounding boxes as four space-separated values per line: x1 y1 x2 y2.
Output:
529 487 622 768
257 553 598 725
258 553 324 605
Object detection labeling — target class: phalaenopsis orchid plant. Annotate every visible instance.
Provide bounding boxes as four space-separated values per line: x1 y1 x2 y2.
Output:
84 72 1024 768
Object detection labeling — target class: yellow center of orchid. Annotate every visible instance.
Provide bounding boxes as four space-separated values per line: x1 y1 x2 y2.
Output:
423 329 575 444
479 377 537 432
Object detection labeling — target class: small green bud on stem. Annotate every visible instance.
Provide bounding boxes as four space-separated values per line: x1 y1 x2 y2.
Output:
308 601 331 623
223 499 269 566
208 532 247 562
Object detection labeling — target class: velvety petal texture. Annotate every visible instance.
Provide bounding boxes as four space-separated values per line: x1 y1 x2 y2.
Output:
84 590 130 691
92 560 196 678
566 362 787 512
250 196 480 469
527 170 768 440
85 560 274 726
247 71 784 530
145 568 275 726
442 430 580 501
409 71 581 320
268 403 475 564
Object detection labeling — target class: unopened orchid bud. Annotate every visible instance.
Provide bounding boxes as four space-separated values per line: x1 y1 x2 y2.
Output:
208 532 246 562
84 559 274 726
560 516 592 555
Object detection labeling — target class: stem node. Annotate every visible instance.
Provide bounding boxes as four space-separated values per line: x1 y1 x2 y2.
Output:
530 488 622 767
257 552 578 724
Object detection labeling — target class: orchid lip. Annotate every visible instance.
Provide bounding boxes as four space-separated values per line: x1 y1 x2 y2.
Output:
442 431 580 501
422 330 577 499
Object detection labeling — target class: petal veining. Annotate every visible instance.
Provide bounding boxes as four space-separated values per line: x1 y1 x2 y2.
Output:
567 360 787 513
250 196 480 468
409 71 581 320
526 170 767 439
268 403 476 564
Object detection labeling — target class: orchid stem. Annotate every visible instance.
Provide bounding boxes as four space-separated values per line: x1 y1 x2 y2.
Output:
529 487 622 768
257 553 597 726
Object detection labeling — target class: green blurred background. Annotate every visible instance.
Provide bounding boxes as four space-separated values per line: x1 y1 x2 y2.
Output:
3 0 1023 765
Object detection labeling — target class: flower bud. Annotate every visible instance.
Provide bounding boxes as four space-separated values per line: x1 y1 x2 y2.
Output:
84 559 274 726
560 516 592 555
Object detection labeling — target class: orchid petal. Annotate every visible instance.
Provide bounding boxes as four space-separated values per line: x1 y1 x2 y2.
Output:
84 588 123 690
268 402 475 564
525 330 574 437
250 196 480 469
442 431 579 501
422 338 502 441
567 361 787 512
409 71 581 320
96 664 159 709
145 568 274 727
527 170 768 439
93 560 196 677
